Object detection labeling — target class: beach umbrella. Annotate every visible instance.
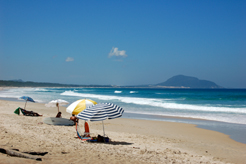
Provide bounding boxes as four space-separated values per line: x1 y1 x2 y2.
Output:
76 103 124 137
66 99 97 115
45 99 69 112
19 96 35 109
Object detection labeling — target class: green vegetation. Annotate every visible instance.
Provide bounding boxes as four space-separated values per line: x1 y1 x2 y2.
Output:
0 80 112 88
1 75 223 88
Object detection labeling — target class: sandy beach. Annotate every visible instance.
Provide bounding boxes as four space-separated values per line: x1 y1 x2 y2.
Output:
0 99 246 164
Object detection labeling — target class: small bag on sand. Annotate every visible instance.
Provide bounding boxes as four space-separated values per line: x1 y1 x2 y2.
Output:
97 135 109 143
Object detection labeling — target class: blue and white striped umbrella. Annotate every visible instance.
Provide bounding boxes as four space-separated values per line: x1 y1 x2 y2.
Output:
77 103 124 121
76 103 124 137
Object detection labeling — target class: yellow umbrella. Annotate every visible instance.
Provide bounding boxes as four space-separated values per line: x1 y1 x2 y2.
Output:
66 99 97 115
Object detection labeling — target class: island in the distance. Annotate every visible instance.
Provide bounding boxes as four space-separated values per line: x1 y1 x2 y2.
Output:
155 75 222 88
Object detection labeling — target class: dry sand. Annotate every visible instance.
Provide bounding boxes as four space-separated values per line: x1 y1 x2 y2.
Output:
0 99 246 164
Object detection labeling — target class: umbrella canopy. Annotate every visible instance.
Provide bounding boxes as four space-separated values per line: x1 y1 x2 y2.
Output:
19 96 35 109
66 99 97 115
76 103 124 137
45 99 69 112
77 103 124 121
20 96 35 102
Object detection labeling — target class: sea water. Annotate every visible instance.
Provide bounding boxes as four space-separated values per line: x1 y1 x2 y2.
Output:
0 87 246 143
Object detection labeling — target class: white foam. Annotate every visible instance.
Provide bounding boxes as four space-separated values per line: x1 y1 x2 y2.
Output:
60 90 119 100
33 88 49 92
0 88 24 98
2 88 245 125
0 88 60 104
61 91 246 114
114 91 122 93
125 111 246 125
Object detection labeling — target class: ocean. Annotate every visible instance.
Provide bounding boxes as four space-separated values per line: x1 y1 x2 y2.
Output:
1 87 246 143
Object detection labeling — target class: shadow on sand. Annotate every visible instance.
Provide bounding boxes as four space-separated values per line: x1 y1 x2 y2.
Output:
104 140 133 145
84 140 133 145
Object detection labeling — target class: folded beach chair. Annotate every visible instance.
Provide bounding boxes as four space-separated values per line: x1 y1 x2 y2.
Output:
76 121 92 141
84 121 90 137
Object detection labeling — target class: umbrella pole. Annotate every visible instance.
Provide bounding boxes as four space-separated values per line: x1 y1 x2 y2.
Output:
57 104 59 113
24 100 27 110
102 121 105 137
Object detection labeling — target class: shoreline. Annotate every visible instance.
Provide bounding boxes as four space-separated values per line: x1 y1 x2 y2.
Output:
0 95 246 144
123 112 246 144
0 99 246 163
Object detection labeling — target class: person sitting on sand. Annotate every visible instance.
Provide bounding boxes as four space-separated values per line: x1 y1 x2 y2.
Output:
70 115 78 124
56 112 62 118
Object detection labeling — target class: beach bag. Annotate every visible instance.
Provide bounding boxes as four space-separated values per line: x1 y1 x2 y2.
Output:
97 135 104 142
97 135 109 143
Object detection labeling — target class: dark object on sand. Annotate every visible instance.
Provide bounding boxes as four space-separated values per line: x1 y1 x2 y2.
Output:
70 116 78 123
56 112 62 118
97 134 109 143
0 148 42 161
14 107 42 117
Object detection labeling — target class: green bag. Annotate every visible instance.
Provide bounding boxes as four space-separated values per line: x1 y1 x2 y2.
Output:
14 107 20 115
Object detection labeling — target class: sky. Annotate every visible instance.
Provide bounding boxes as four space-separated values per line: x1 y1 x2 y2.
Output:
0 0 245 88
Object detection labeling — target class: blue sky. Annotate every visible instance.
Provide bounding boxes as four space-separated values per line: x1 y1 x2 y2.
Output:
0 0 245 88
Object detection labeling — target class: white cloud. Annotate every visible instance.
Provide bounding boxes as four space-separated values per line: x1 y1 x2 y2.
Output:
108 47 127 58
66 57 74 62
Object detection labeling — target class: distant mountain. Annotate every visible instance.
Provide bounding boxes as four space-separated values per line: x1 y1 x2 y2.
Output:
156 75 222 88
